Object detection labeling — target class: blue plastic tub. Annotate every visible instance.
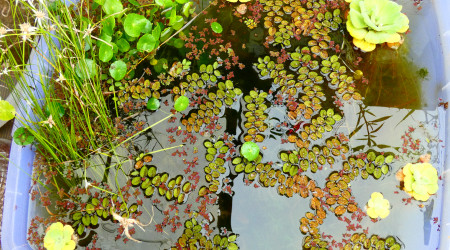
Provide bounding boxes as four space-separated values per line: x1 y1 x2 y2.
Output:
2 0 450 249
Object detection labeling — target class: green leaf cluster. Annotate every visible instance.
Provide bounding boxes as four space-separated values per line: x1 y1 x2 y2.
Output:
92 0 195 81
346 0 409 51
402 162 438 201
43 222 76 250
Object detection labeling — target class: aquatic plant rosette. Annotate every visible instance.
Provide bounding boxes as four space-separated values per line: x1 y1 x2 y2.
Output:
402 163 439 201
366 192 390 219
346 0 409 51
43 222 76 250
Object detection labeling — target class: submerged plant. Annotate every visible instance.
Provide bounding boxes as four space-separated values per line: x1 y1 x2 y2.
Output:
346 0 409 52
401 163 438 201
366 192 390 219
43 222 76 250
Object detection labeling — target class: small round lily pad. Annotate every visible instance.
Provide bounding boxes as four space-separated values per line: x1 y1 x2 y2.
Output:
174 96 189 112
13 127 35 146
211 22 223 33
147 97 160 111
241 141 259 161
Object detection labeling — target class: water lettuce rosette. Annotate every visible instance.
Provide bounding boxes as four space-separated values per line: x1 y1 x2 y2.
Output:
346 0 409 52
44 222 76 250
366 192 390 219
402 163 438 201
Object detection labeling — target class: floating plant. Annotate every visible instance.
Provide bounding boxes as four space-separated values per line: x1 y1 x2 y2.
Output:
242 90 269 143
130 164 192 203
400 162 438 201
203 139 230 193
346 0 409 52
0 99 15 121
146 97 160 111
366 192 390 219
340 233 402 250
174 96 189 112
43 222 76 250
71 197 113 236
175 217 238 249
240 141 260 161
210 22 223 33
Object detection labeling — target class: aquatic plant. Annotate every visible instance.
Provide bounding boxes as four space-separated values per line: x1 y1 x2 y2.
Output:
241 141 260 161
43 222 76 250
366 192 390 219
0 100 16 121
346 0 409 51
147 97 160 111
402 163 438 201
174 96 190 112
211 22 223 33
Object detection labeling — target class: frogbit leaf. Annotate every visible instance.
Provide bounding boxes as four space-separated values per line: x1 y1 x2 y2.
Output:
99 42 114 62
109 60 127 81
102 0 123 17
241 141 259 161
174 96 189 112
13 127 34 146
116 38 130 52
0 100 15 121
137 34 157 52
147 97 160 111
124 13 147 37
211 22 223 33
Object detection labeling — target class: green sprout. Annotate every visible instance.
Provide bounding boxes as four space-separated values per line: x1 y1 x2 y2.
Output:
240 141 259 161
346 0 409 52
366 192 390 219
43 222 76 250
402 163 438 201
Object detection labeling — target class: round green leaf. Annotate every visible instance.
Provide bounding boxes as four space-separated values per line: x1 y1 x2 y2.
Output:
147 97 160 111
160 27 173 42
0 100 15 121
124 14 147 37
137 34 157 52
182 2 193 17
211 22 223 33
116 38 130 52
102 16 115 35
109 60 127 81
142 19 152 33
102 0 123 16
75 59 97 80
173 38 184 48
13 127 34 146
170 16 184 31
99 42 114 62
241 141 259 161
174 96 189 112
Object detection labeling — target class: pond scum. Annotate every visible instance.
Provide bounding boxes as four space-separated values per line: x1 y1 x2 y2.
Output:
22 0 438 249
